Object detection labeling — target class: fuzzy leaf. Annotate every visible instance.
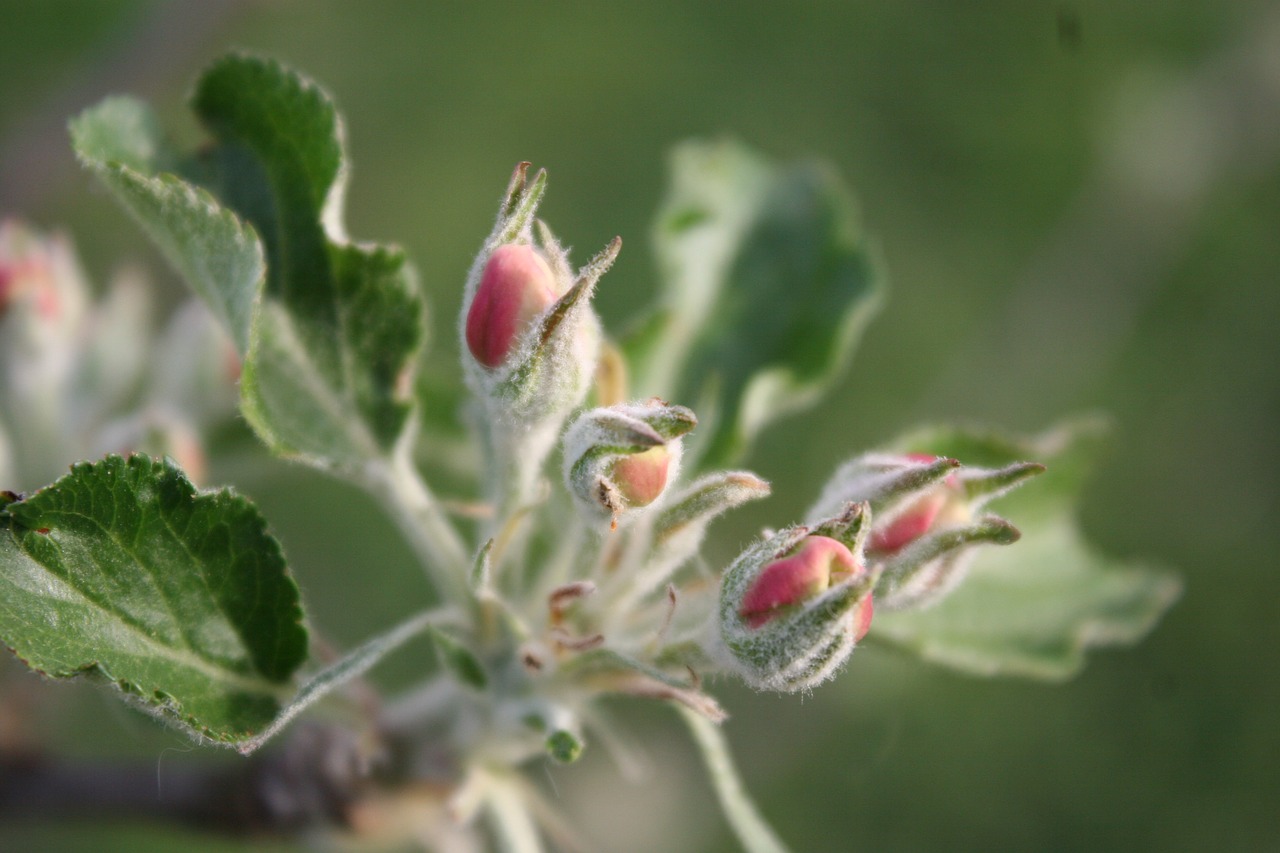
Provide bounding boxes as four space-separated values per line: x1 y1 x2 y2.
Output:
69 97 262 354
194 55 424 467
70 55 425 470
642 140 884 469
0 455 306 743
872 421 1181 679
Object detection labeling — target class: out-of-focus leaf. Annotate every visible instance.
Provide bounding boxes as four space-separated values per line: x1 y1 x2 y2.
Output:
640 140 884 469
872 420 1181 679
0 455 307 742
427 625 488 690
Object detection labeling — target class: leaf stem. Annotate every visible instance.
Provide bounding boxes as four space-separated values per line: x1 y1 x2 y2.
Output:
237 605 459 754
485 769 547 853
365 449 471 603
678 705 792 853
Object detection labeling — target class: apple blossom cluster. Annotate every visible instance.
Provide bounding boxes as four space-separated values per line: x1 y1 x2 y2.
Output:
458 165 1044 697
0 53 1179 851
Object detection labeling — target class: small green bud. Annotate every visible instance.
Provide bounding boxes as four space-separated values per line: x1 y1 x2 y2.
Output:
545 729 584 764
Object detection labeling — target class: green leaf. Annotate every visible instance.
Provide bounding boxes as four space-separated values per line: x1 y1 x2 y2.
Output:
0 455 307 743
641 140 884 469
872 421 1182 679
70 55 425 470
69 97 262 354
427 625 488 690
191 55 424 467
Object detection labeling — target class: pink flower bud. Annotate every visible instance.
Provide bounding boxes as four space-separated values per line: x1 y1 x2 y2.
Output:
739 535 869 633
868 491 946 554
867 454 963 558
465 244 559 369
610 445 671 508
0 221 62 321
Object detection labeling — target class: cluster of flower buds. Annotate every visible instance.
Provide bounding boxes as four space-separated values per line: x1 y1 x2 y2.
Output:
562 399 697 527
459 165 623 512
717 503 877 692
1 219 234 491
459 163 617 428
807 451 1044 611
0 219 88 345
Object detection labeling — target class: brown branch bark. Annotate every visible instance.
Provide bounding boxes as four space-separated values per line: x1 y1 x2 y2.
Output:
0 723 373 837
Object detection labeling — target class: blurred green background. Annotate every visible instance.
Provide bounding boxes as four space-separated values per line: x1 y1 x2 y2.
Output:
2 1 1277 851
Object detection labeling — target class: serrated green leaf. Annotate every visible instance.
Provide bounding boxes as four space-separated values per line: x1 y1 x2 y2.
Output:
872 421 1181 679
70 55 425 470
0 455 307 742
189 55 424 467
641 140 884 469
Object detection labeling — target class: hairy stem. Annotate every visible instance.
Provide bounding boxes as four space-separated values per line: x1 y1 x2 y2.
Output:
679 706 791 853
365 449 471 603
485 770 545 853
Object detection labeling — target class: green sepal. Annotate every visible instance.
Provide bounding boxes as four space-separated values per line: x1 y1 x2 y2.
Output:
427 626 488 690
491 237 618 422
875 515 1021 611
651 471 772 547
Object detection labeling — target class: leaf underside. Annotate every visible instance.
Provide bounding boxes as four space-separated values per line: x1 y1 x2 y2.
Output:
872 420 1181 679
642 139 885 470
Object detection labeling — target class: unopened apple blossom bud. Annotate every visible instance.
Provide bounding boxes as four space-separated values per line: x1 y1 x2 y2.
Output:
718 504 876 692
739 535 872 638
0 219 87 335
807 451 1044 611
866 454 961 557
459 165 614 434
610 445 671 508
465 243 560 369
562 400 695 526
